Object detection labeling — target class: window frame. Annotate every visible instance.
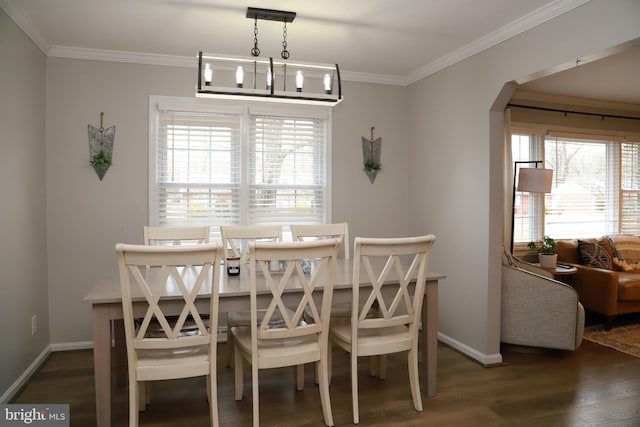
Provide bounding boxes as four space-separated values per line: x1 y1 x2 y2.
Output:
511 128 640 246
149 96 333 237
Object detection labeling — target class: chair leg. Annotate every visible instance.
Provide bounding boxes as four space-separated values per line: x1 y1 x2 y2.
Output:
251 363 260 427
207 373 219 427
351 354 359 424
407 348 423 412
317 356 334 426
138 381 151 411
368 355 387 379
378 355 387 379
369 356 378 377
296 365 305 391
328 344 333 386
129 379 139 427
234 346 243 401
227 321 233 367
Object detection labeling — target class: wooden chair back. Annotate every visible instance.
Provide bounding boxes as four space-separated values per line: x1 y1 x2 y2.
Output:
332 234 435 423
249 239 341 343
231 238 340 426
116 243 222 364
143 225 210 245
115 242 222 426
220 225 282 261
352 235 436 340
290 223 350 259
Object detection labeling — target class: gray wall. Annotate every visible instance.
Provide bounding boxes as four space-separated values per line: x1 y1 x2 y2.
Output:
0 8 49 398
44 59 410 344
407 0 640 362
2 0 640 398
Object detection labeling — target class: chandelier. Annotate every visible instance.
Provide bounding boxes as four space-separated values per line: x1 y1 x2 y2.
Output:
197 7 342 105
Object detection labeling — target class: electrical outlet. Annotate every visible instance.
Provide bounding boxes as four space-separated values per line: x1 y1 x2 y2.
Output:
31 315 37 335
216 327 227 343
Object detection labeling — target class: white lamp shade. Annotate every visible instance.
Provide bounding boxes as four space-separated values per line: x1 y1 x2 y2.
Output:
517 168 553 193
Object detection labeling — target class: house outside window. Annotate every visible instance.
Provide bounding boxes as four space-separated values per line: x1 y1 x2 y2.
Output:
149 96 332 241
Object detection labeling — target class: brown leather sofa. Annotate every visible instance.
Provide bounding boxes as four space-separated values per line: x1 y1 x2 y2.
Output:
556 238 640 330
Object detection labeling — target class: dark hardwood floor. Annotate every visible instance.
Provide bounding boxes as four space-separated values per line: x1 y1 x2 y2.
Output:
11 339 640 426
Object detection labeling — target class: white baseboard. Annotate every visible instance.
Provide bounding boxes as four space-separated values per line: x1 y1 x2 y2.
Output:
49 341 94 352
1 341 95 403
437 332 503 366
0 345 52 404
5 330 499 404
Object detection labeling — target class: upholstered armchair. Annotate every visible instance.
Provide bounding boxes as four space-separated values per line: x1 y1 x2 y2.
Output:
501 256 585 351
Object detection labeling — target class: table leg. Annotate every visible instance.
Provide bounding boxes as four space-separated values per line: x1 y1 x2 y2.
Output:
114 320 127 387
92 305 112 427
422 281 438 397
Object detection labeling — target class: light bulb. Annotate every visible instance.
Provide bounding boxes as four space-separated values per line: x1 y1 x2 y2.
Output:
204 63 213 86
296 70 304 92
236 66 244 88
323 74 332 94
266 68 272 90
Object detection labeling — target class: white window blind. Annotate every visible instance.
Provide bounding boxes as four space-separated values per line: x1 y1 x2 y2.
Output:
151 97 331 238
156 110 241 227
248 114 326 225
511 133 545 243
622 142 640 233
511 130 640 243
544 136 620 238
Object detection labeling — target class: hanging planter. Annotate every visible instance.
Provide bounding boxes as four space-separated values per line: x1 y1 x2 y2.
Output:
88 112 115 181
361 126 381 183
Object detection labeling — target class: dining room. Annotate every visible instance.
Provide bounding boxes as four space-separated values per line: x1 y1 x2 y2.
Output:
82 225 441 426
3 1 640 425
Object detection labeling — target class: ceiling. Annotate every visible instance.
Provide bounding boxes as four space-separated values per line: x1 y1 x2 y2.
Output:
517 42 640 106
2 0 638 103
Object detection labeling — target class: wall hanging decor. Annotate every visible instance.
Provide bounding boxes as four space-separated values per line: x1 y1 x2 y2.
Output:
362 126 382 183
88 112 115 181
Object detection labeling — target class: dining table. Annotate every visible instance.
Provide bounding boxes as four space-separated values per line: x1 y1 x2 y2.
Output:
83 258 445 427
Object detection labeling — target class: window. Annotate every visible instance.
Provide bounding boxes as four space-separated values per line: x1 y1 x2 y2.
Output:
512 131 640 244
149 97 331 239
249 115 327 225
512 133 545 243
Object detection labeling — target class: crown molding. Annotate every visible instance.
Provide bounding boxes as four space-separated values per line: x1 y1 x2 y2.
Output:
9 0 590 87
339 70 405 86
48 45 406 85
404 0 591 85
48 46 197 68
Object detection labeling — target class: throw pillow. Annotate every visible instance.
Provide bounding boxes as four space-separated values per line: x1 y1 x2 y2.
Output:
578 240 612 270
607 234 640 271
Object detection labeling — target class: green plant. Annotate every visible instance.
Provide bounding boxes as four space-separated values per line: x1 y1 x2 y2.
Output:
528 236 556 255
363 159 381 172
90 151 112 166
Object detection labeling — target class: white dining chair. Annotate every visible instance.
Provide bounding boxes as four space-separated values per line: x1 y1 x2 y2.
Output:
291 223 350 383
220 225 281 261
143 225 210 245
142 225 212 336
290 223 350 260
231 239 341 427
220 225 284 366
329 235 436 424
116 242 223 427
